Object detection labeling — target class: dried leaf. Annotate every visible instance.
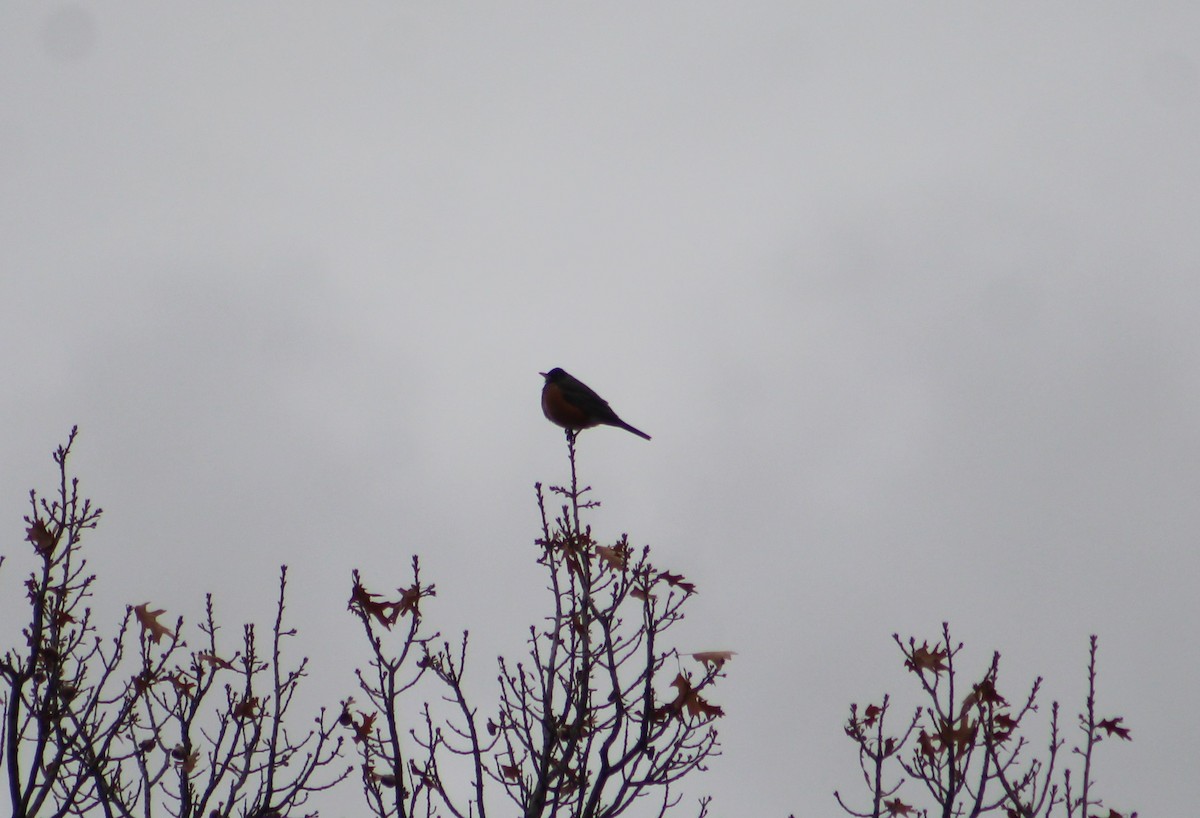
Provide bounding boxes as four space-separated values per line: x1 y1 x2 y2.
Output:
917 730 938 758
1096 717 1131 741
970 678 1008 707
861 704 883 728
595 544 630 570
349 581 399 628
665 673 725 721
26 518 59 556
906 642 948 674
169 672 195 697
657 571 696 594
233 696 260 720
936 717 976 752
197 652 235 671
133 603 175 644
353 712 376 744
691 650 736 670
396 582 435 618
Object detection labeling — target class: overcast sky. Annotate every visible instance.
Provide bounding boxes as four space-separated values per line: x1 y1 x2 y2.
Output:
3 4 1197 815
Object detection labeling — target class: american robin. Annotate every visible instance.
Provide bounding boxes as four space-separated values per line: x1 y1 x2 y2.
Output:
540 368 651 440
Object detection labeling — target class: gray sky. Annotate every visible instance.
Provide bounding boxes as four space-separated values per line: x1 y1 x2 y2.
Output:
3 4 1197 815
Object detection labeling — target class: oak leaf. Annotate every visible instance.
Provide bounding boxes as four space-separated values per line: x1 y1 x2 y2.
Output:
970 678 1007 706
1096 717 1131 741
198 652 235 671
233 696 260 720
657 571 696 594
936 717 977 751
169 672 195 697
349 581 399 628
630 586 654 602
132 671 155 696
664 673 725 720
353 712 376 744
906 642 948 674
691 650 736 670
991 712 1018 741
134 604 175 644
26 518 59 556
884 798 915 816
396 582 435 618
596 544 630 570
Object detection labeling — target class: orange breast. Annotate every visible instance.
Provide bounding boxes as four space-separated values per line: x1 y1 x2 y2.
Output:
542 383 595 429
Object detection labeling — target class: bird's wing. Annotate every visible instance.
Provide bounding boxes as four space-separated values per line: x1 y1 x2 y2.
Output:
560 378 612 414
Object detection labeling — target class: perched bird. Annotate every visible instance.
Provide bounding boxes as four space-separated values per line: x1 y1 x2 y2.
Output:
540 368 651 440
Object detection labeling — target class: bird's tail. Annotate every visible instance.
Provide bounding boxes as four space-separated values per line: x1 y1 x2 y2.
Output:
615 420 651 440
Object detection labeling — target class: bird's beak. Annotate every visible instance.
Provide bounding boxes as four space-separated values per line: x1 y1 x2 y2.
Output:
538 371 547 378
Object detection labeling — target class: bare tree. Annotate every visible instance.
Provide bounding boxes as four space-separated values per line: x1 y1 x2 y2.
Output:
347 431 729 818
1 430 350 818
835 623 1135 818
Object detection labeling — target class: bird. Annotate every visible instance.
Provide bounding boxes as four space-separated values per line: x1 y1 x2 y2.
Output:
539 368 651 440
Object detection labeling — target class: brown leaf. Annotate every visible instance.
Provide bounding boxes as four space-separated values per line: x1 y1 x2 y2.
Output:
501 764 522 781
657 571 696 594
991 712 1018 741
863 703 882 727
233 696 260 720
665 673 725 721
690 650 736 670
595 544 630 570
26 518 59 556
353 712 377 744
396 582 435 618
132 671 154 696
1096 717 1131 741
917 730 938 758
970 678 1008 707
884 798 915 816
906 642 948 674
936 717 977 752
133 604 175 644
197 652 235 671
349 581 399 628
169 672 195 697
172 744 198 773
